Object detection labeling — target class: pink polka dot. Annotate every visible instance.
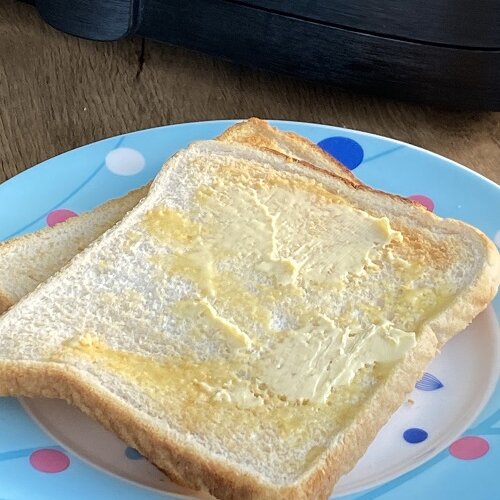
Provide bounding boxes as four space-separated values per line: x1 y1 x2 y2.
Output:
408 195 434 212
46 209 78 227
30 448 70 473
449 436 489 460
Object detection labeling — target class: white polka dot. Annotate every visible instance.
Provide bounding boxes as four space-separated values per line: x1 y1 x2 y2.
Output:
494 230 500 248
105 147 145 176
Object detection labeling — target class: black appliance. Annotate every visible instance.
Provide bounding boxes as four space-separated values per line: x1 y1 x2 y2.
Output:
26 0 500 110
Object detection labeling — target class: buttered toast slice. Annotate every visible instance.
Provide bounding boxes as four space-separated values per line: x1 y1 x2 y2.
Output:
0 118 356 314
0 141 498 500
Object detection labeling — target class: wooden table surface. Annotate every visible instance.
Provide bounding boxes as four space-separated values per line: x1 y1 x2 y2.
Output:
1 0 499 185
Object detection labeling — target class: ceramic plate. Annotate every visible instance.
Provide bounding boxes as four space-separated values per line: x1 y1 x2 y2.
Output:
0 120 498 500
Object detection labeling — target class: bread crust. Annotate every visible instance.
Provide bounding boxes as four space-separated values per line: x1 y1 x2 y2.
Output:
218 117 359 184
0 291 13 315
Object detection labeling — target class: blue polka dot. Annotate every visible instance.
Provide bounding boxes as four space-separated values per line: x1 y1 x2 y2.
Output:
403 428 428 444
125 447 143 460
317 137 364 170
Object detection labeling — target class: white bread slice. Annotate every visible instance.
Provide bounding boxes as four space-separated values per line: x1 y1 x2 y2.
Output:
0 141 498 499
0 118 355 314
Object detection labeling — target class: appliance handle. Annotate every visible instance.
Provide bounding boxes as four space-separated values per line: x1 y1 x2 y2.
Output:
35 0 143 41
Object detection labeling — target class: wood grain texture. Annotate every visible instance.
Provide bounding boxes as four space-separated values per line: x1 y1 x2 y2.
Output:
0 0 499 185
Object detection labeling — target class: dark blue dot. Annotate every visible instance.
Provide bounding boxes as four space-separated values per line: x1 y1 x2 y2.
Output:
403 428 428 444
125 447 143 460
317 136 364 170
415 372 444 391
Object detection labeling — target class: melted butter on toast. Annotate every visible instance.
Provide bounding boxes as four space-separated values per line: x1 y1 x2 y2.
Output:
141 164 413 404
53 164 456 410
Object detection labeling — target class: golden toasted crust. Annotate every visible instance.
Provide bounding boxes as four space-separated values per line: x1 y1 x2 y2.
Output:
258 145 418 211
0 291 13 315
276 129 359 184
218 118 359 184
426 222 500 347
